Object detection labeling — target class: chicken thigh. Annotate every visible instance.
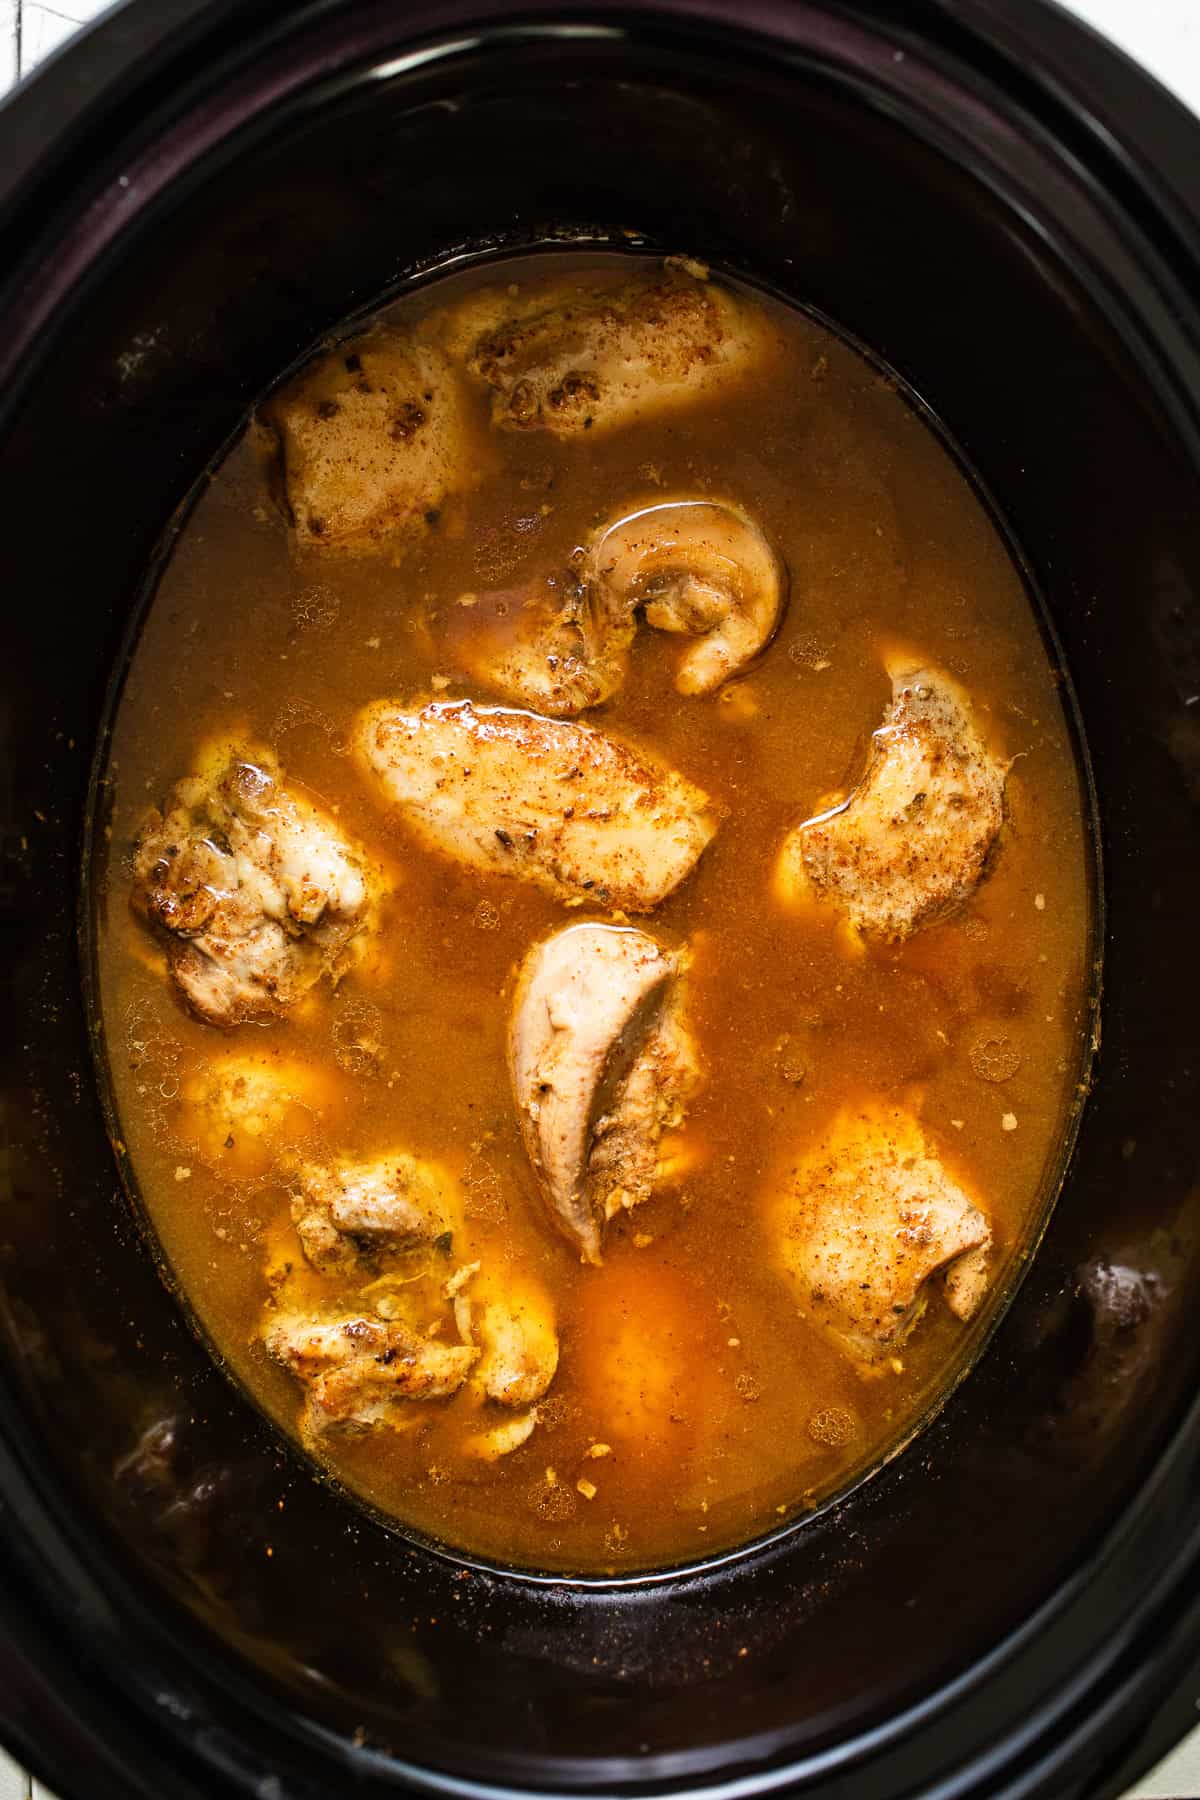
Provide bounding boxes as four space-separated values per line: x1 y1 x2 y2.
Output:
264 1150 559 1447
460 496 787 716
775 660 1007 940
264 1311 478 1439
445 265 771 439
258 325 470 556
771 1105 992 1365
354 698 716 911
596 497 788 696
283 1151 456 1274
509 923 701 1262
132 745 380 1026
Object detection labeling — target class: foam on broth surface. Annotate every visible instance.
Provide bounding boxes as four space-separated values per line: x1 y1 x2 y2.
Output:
93 254 1093 1574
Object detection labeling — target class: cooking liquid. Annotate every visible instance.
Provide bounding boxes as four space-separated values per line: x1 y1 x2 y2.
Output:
93 255 1093 1574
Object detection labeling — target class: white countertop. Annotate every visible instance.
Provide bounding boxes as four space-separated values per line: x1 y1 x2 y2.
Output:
0 1 1197 1796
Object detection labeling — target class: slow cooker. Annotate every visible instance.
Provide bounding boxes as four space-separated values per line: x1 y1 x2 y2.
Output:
1 2 1199 1796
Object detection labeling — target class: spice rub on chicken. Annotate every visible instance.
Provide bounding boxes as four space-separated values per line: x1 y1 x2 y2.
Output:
282 1150 457 1274
132 745 381 1027
264 1311 479 1440
354 698 717 911
509 923 701 1263
459 495 788 717
444 263 773 438
258 325 470 556
775 659 1007 940
771 1106 992 1366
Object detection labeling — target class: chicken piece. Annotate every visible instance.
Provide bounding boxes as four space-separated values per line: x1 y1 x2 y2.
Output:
456 567 637 719
466 1266 560 1407
509 924 702 1262
132 745 379 1027
354 698 716 911
459 496 787 716
264 1311 477 1439
586 1004 701 1223
772 1106 993 1365
591 497 788 696
283 1151 456 1274
446 264 771 439
446 1264 558 1461
258 325 470 555
775 660 1006 941
180 1050 336 1178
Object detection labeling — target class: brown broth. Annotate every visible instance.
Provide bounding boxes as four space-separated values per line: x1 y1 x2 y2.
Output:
92 254 1093 1574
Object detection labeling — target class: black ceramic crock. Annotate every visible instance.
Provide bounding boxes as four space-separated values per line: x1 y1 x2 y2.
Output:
1 2 1199 1796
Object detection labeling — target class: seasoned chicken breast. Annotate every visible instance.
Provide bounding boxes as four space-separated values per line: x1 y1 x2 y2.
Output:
771 1106 992 1365
509 923 701 1262
354 698 717 911
264 1311 477 1439
283 1150 456 1274
258 325 471 556
444 264 772 439
132 746 381 1027
775 660 1007 940
459 495 788 716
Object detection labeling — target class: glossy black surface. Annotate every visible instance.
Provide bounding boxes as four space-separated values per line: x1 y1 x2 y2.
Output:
0 3 1199 1797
